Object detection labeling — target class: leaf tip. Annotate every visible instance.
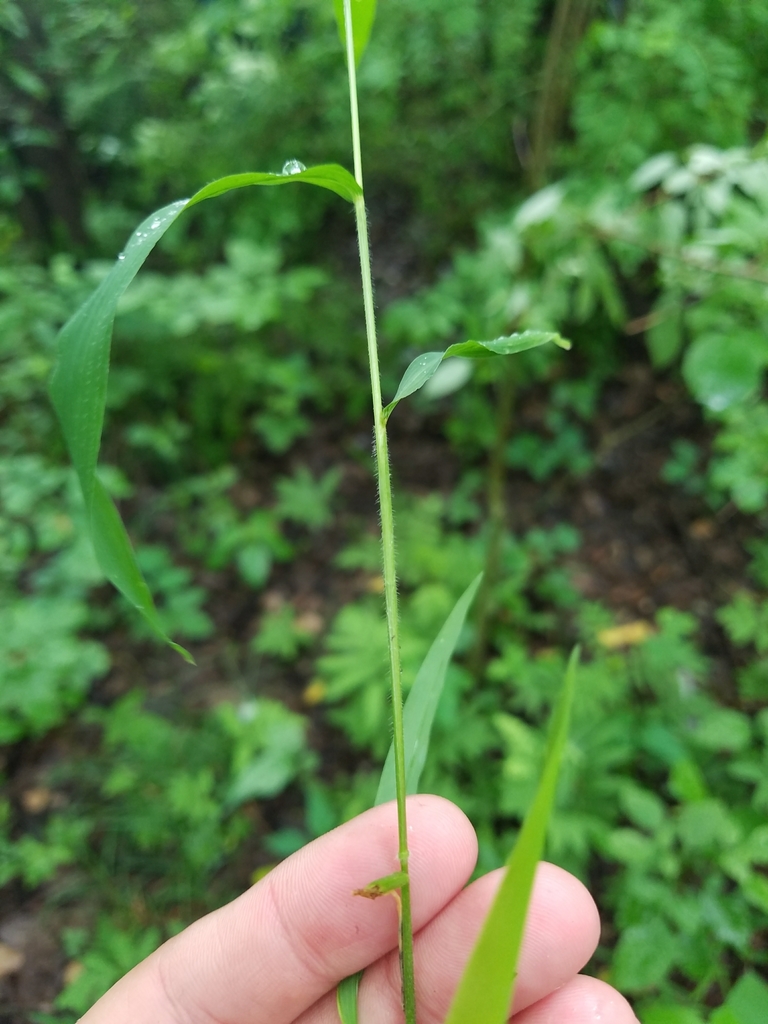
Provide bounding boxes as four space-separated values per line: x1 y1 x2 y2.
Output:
171 641 196 665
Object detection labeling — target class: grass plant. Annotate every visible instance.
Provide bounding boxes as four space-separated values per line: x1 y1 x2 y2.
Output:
49 2 575 1020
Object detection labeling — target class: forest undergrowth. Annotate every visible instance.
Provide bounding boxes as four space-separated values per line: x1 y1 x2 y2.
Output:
1 0 768 1021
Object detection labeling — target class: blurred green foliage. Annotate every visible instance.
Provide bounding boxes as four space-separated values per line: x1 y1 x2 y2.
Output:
1 0 768 1020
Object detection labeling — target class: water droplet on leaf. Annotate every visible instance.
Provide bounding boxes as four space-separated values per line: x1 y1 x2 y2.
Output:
281 159 306 176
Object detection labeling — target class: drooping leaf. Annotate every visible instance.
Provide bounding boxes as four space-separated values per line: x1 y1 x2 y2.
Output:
443 648 578 1024
376 574 482 805
334 0 377 67
336 972 362 1024
49 165 360 659
382 332 570 422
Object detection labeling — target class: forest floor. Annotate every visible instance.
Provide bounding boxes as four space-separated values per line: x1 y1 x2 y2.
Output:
0 356 753 1021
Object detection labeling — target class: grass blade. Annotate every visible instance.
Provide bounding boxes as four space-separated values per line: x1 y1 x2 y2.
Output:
49 166 360 657
187 164 362 206
376 574 482 806
382 331 570 422
443 647 579 1024
336 971 362 1024
336 574 481 1017
333 0 377 66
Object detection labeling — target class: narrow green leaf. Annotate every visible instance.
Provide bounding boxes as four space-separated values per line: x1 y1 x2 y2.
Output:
337 972 362 1024
336 574 481 1018
444 332 570 359
333 0 377 67
382 332 570 422
383 352 444 417
376 574 482 806
443 647 579 1024
187 164 362 207
50 165 359 659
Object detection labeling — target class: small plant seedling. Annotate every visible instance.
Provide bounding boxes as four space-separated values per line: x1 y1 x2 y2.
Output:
50 2 574 1021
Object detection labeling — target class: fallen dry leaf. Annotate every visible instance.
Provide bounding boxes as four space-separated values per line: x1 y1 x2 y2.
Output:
0 942 24 978
62 960 84 986
366 574 385 594
302 679 327 706
295 610 324 635
597 620 655 649
21 787 52 814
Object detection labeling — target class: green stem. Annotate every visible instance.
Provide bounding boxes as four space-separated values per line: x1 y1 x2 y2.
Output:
342 3 416 1022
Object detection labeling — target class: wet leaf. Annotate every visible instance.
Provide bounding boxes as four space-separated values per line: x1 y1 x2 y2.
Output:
49 167 359 658
383 332 570 422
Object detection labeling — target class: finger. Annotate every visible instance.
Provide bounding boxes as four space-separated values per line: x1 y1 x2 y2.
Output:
78 795 477 1024
511 975 639 1024
296 861 602 1024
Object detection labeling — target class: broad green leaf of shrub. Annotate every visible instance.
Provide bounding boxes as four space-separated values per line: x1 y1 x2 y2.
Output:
682 332 767 412
612 918 677 993
56 919 162 1014
710 971 768 1024
49 165 361 660
375 573 482 805
333 0 377 67
640 1004 705 1024
443 648 578 1024
646 296 683 368
382 332 570 423
0 596 109 743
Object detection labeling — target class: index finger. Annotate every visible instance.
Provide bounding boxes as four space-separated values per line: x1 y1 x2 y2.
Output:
79 795 478 1024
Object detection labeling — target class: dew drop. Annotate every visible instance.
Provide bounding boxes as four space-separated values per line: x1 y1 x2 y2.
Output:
117 253 126 260
282 159 306 176
150 218 163 229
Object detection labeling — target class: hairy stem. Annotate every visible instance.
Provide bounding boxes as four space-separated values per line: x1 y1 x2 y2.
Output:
343 3 416 1021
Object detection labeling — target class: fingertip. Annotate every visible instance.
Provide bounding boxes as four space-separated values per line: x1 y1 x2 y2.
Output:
526 862 601 964
402 794 479 905
512 862 601 1013
511 975 638 1023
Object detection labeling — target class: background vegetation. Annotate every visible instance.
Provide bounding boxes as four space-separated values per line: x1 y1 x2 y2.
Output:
1 0 767 1020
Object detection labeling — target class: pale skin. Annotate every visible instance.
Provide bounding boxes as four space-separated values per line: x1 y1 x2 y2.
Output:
79 796 639 1024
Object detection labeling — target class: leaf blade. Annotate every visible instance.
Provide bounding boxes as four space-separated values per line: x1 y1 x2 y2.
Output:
383 332 570 422
444 331 570 360
443 647 579 1024
376 574 482 806
336 972 362 1024
49 166 358 658
337 575 481 1020
333 0 377 66
187 164 362 207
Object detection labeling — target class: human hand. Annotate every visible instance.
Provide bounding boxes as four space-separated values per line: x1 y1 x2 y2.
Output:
79 796 638 1023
